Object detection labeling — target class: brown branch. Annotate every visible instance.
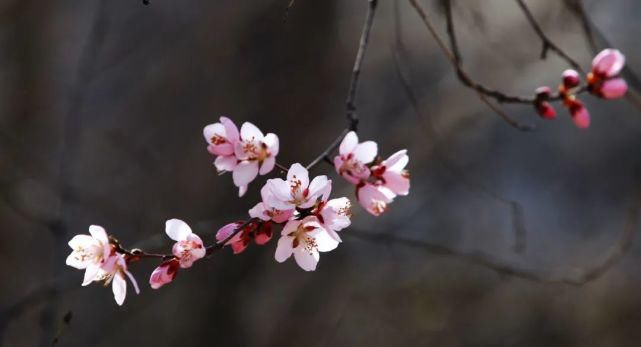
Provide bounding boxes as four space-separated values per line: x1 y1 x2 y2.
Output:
348 188 641 285
515 0 584 73
392 10 529 254
306 0 378 170
409 0 536 131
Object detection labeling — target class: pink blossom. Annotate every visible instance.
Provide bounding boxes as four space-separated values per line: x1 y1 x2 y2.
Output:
254 222 273 245
92 253 140 306
149 259 180 289
266 163 330 210
592 49 625 78
357 183 396 216
66 225 114 286
166 219 206 268
534 86 557 120
599 78 628 99
274 216 339 271
248 185 295 223
371 150 410 196
232 122 279 196
334 131 377 184
204 117 240 172
315 197 352 242
216 221 249 254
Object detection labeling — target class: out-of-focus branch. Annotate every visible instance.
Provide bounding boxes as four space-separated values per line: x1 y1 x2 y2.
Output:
515 0 584 73
349 187 641 285
306 0 378 170
393 1 528 254
409 0 536 131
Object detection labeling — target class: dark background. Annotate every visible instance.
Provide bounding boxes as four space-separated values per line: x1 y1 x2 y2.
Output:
2 0 641 346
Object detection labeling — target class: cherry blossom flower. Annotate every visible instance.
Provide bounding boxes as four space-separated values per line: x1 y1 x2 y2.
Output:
357 183 396 216
203 116 240 173
266 163 330 210
149 259 180 290
314 196 352 242
248 185 295 223
588 49 628 99
166 219 206 268
92 253 140 306
371 150 410 196
232 122 279 196
274 216 339 271
334 131 377 184
66 225 114 286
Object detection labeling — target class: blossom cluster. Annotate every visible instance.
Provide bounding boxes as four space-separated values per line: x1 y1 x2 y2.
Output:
66 118 410 305
534 48 627 128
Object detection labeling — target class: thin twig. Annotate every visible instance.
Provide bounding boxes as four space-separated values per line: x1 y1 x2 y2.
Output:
306 0 378 170
348 187 641 286
515 0 584 72
408 0 536 131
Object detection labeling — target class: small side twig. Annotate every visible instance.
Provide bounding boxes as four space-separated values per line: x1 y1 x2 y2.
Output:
515 0 584 73
307 0 378 170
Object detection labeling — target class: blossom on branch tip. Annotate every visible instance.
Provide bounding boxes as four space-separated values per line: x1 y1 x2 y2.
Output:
357 183 396 216
94 253 139 306
371 150 410 196
66 225 113 285
149 259 180 289
204 117 279 197
334 131 377 184
249 185 295 223
166 219 205 268
275 216 339 271
588 49 628 99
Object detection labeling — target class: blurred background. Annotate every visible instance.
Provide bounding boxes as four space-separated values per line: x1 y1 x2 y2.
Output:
2 0 641 346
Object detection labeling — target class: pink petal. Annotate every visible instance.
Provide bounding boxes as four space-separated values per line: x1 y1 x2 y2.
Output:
307 175 330 200
571 106 591 129
382 150 408 172
293 246 319 271
214 155 237 172
339 131 359 155
592 48 625 77
249 202 270 221
383 171 410 196
233 161 259 187
216 222 241 243
259 156 275 175
238 185 248 197
275 236 294 262
220 116 239 143
112 272 127 306
88 225 109 246
149 259 179 290
600 78 628 99
358 184 395 216
203 123 225 144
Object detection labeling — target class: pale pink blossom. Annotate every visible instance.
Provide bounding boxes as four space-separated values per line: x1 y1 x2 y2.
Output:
334 131 377 184
204 117 240 172
274 216 339 271
149 259 180 289
66 225 113 286
216 221 249 254
266 163 330 210
592 49 625 78
92 253 140 306
315 197 352 242
357 183 396 216
249 185 295 223
166 219 206 268
232 122 279 196
372 150 410 196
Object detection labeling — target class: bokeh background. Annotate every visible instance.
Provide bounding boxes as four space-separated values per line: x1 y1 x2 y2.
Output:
2 0 641 346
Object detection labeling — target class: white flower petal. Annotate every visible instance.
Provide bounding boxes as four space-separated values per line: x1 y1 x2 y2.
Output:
88 225 109 245
263 133 279 157
286 163 309 190
307 175 329 199
383 150 408 172
339 131 358 155
275 236 294 263
165 219 193 241
353 141 377 164
259 156 275 175
82 263 101 286
293 247 319 271
203 123 226 144
112 272 127 306
240 122 264 142
214 155 237 172
314 229 340 252
233 161 259 186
